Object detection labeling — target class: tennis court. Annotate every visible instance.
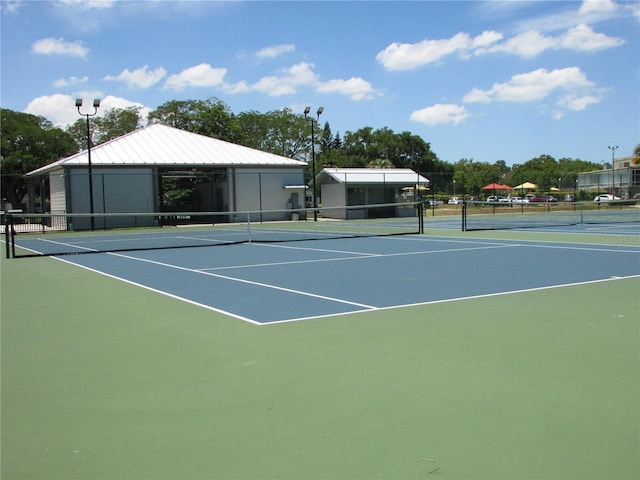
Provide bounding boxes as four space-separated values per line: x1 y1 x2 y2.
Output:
2 212 639 479
50 231 640 325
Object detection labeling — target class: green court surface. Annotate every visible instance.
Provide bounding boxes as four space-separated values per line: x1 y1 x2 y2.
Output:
1 232 639 479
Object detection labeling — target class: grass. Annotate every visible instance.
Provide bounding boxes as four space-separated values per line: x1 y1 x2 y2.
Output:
1 237 639 479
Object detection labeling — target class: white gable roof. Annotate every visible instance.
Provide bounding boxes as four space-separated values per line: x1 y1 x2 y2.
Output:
28 123 306 175
316 168 429 185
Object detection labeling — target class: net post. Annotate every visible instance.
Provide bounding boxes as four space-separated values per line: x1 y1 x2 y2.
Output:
461 201 467 231
4 213 10 259
246 211 252 244
418 202 424 234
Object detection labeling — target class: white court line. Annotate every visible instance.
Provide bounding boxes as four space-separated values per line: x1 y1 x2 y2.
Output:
37 237 98 252
199 243 519 271
53 256 263 326
264 274 640 325
108 252 378 310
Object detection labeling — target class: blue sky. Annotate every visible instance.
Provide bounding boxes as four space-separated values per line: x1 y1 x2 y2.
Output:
1 0 638 166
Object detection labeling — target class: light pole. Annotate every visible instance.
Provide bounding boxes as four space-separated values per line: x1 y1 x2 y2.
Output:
608 145 618 197
76 98 101 230
304 106 323 221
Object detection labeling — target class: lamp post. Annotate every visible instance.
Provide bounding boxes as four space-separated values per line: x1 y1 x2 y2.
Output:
304 106 323 221
608 145 618 197
76 98 101 230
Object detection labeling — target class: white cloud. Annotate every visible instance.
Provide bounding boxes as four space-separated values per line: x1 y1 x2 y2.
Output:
55 0 114 10
487 30 556 58
256 44 295 58
2 1 22 14
464 67 594 104
376 32 474 70
24 93 151 127
558 92 603 111
559 23 624 51
221 81 251 94
410 104 470 126
250 62 319 96
317 77 379 101
577 0 618 17
32 37 89 57
24 94 81 126
104 65 167 88
53 75 89 88
163 63 227 90
378 19 623 70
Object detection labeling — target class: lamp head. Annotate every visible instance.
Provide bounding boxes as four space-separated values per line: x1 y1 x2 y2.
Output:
93 99 101 108
316 107 324 116
75 98 83 108
303 106 311 115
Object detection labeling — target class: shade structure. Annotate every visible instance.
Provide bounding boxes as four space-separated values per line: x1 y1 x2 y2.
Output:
482 183 513 190
512 182 537 190
401 185 429 191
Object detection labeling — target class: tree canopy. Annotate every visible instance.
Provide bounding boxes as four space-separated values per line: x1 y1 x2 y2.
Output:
1 108 77 208
0 99 626 211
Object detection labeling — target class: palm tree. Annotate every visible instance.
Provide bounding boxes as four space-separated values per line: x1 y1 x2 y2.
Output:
367 158 394 169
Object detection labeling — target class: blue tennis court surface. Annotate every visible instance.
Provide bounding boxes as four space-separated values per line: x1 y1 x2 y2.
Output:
56 233 640 325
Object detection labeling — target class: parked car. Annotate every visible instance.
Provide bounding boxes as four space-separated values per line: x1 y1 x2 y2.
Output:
528 194 558 203
486 195 506 203
594 194 620 202
510 196 528 204
448 197 463 205
564 194 575 202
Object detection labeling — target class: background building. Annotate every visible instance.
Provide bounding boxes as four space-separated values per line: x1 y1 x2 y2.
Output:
27 124 308 226
577 155 640 199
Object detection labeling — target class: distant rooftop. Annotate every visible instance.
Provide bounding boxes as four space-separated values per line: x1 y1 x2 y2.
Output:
28 123 307 175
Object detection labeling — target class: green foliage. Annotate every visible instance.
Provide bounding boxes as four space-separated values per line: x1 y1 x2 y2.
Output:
1 108 76 208
148 97 243 143
67 106 142 150
512 154 600 191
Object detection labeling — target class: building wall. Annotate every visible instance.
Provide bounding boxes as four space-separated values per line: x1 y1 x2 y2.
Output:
48 169 66 213
232 168 306 221
578 166 640 198
66 167 156 229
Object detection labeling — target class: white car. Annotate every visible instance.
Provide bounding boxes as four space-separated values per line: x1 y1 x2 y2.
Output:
448 197 463 205
594 194 620 203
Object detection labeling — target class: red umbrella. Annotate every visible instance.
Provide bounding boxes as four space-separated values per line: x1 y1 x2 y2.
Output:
483 183 513 190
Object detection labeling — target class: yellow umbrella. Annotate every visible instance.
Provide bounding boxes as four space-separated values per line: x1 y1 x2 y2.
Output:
513 182 537 189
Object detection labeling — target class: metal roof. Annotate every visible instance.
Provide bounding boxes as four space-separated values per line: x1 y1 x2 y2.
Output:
28 123 307 175
316 168 429 185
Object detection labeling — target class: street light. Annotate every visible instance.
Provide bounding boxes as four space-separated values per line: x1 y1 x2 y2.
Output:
608 145 618 196
76 98 101 230
304 106 323 221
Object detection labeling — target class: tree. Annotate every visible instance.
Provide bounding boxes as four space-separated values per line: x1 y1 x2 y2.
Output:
148 97 243 143
634 144 640 165
67 106 142 150
511 154 600 192
367 158 394 168
1 108 76 209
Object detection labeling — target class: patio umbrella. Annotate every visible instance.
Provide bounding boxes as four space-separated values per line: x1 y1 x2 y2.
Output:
512 181 537 190
482 183 513 190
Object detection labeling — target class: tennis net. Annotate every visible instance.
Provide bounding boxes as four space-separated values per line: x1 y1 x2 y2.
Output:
4 202 423 258
462 200 640 231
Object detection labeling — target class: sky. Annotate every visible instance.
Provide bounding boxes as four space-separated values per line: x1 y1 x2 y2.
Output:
1 0 639 166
